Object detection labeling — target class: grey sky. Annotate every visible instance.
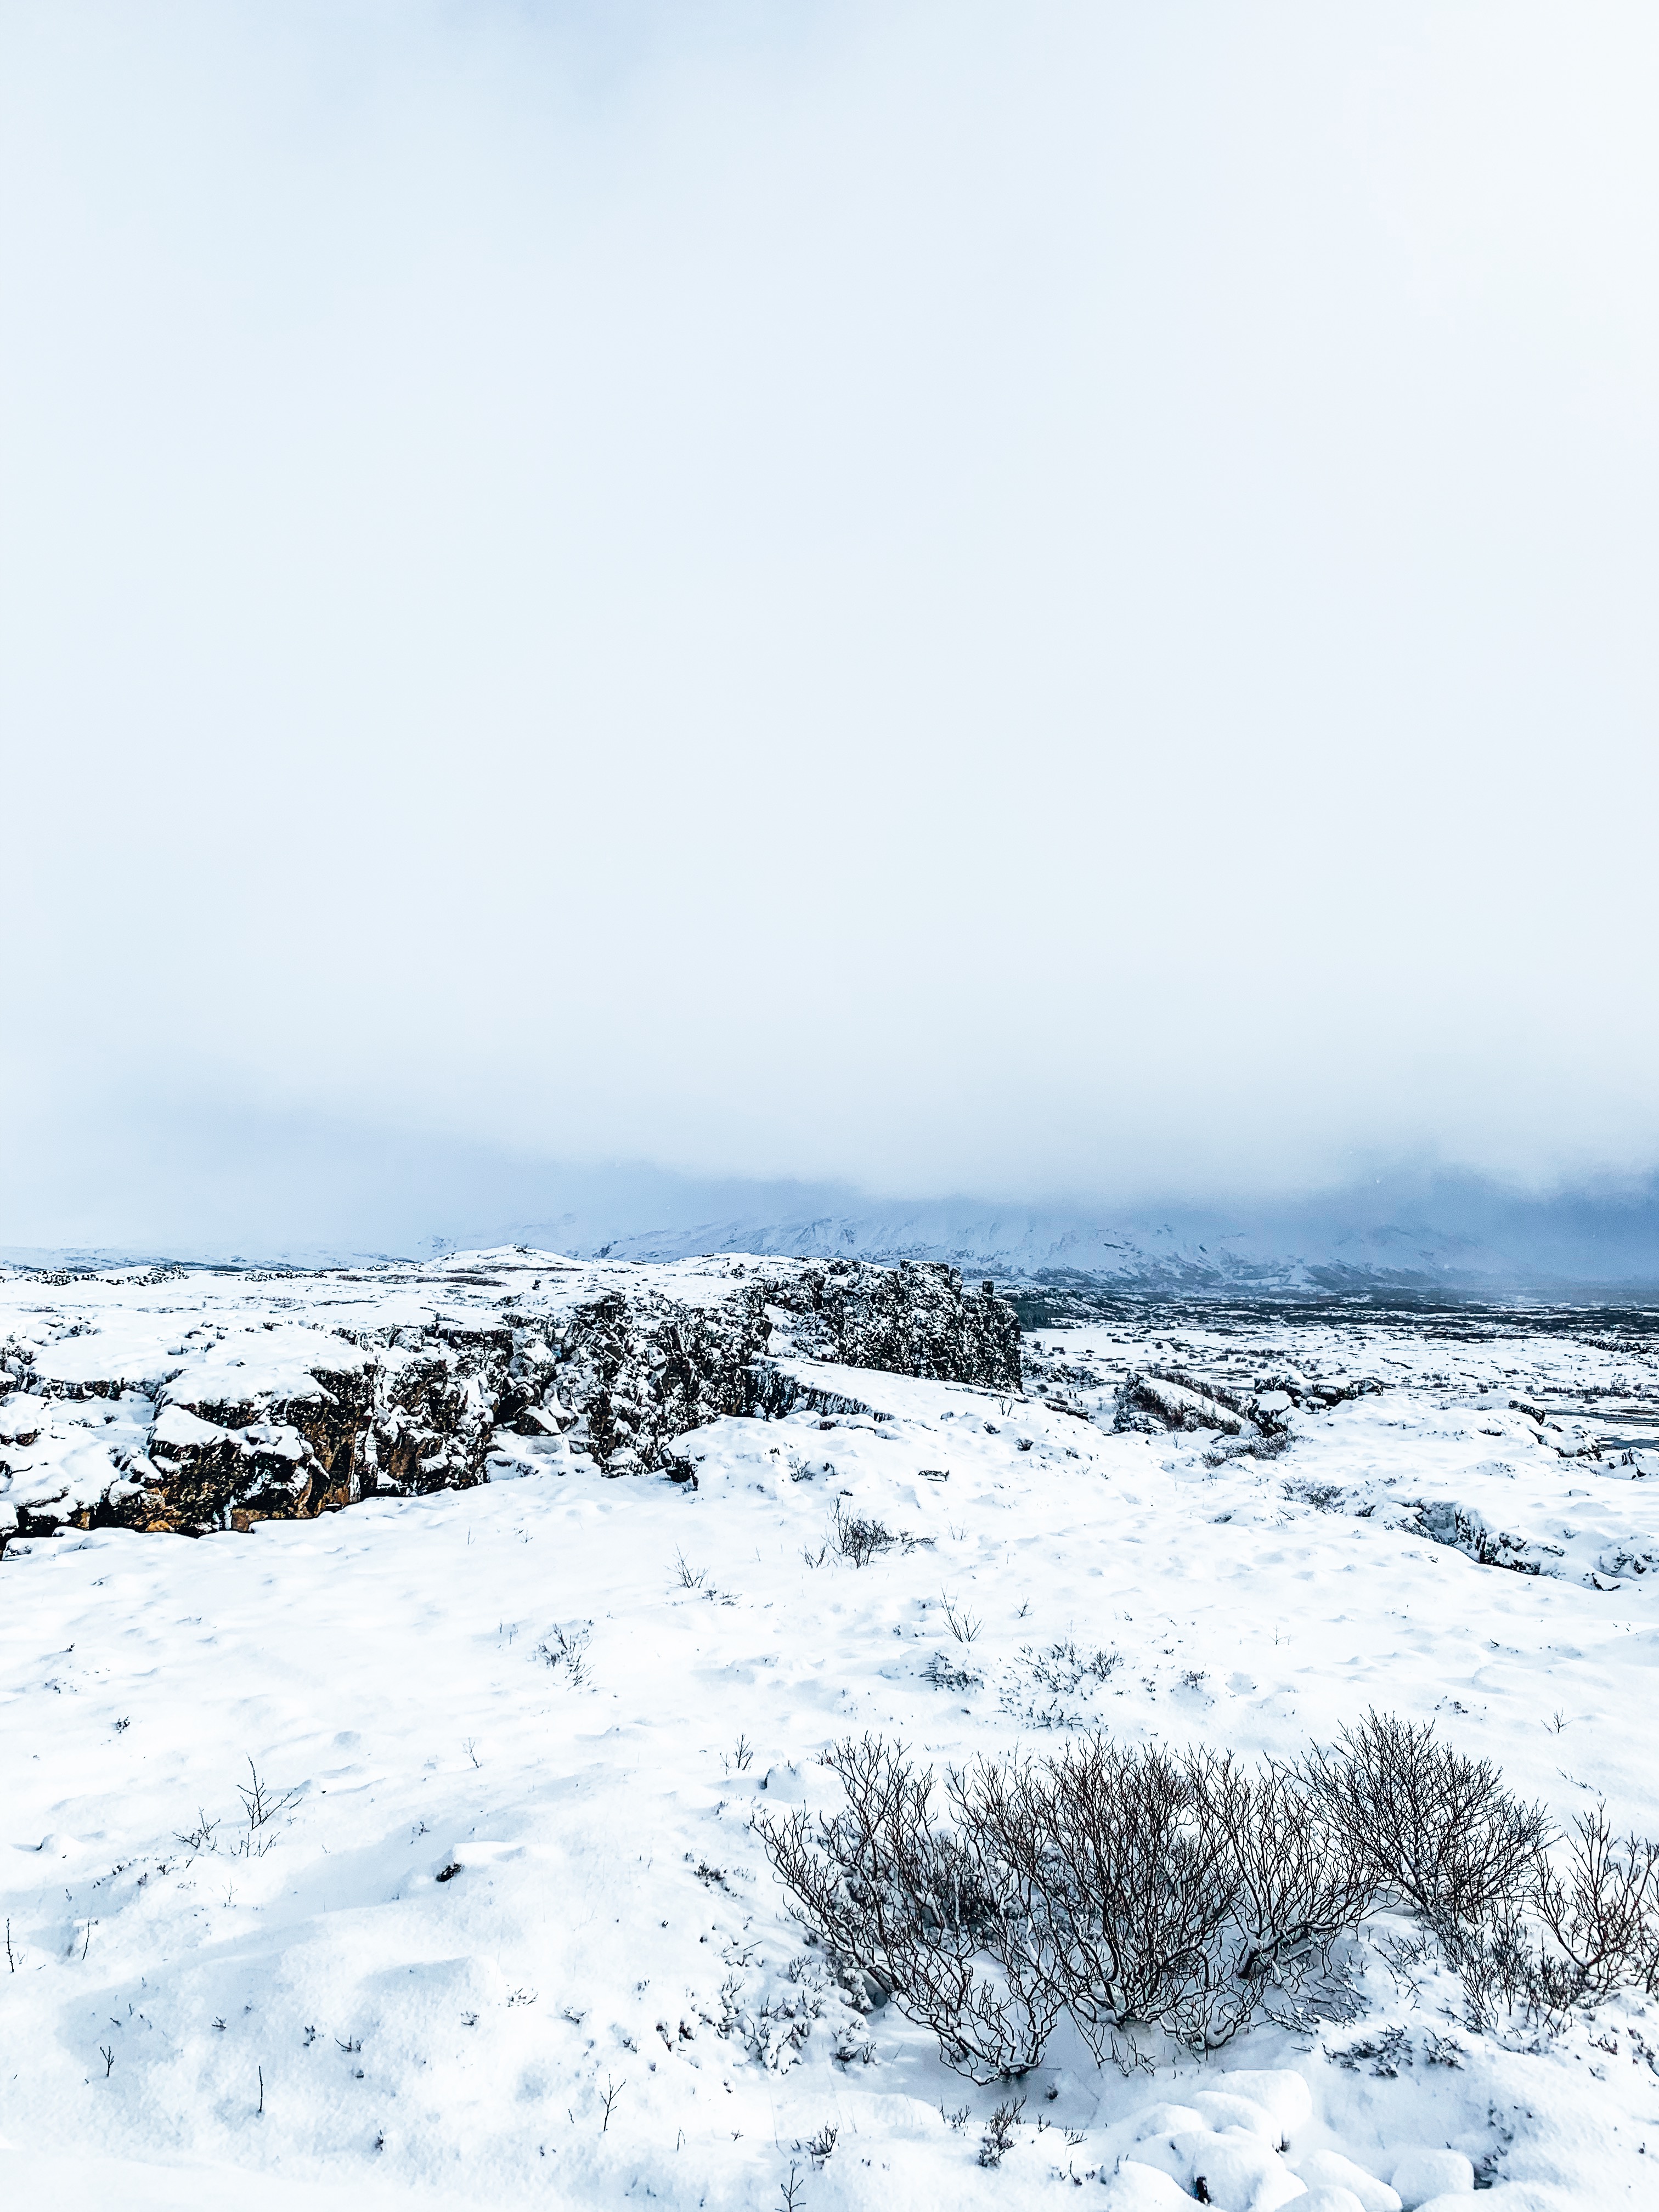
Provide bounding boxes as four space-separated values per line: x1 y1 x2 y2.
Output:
4 2 1656 1247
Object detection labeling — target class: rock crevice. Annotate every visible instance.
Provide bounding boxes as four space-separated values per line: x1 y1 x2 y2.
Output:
0 1252 1022 1542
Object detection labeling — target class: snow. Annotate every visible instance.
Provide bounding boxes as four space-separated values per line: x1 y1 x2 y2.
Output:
1387 2147 1476 2205
3 1261 1658 2205
1289 2148 1400 2210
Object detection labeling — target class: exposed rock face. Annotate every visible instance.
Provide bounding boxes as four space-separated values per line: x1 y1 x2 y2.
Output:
134 1347 377 1532
0 1251 1023 1543
136 1408 319 1532
543 1260 1021 1474
551 1288 775 1474
772 1260 1023 1392
360 1318 516 1494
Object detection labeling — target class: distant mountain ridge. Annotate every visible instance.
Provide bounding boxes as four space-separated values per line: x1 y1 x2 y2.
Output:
558 1185 1659 1300
10 1171 1659 1301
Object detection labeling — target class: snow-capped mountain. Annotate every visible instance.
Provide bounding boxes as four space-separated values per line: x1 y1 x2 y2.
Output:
557 1184 1659 1297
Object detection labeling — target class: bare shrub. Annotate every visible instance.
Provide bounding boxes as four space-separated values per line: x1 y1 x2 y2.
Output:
755 1735 1060 2080
176 1762 300 1861
536 1622 592 1686
1189 1751 1372 1989
760 1733 1361 2072
1024 1641 1120 1695
978 2095 1024 2167
1448 1902 1556 2032
1303 1718 1659 2027
832 1501 898 1568
1299 1711 1551 1941
941 1593 982 1644
963 1738 1256 2056
924 1650 983 1693
761 1716 1659 2075
1533 1807 1659 2004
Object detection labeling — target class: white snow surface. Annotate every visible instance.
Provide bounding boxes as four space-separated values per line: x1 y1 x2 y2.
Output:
3 1255 1659 2206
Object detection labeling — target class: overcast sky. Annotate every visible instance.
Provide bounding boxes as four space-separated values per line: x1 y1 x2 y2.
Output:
4 1 1657 1250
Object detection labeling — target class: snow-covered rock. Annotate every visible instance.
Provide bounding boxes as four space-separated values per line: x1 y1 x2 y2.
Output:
1127 2124 1308 2208
1216 2070 1314 2137
1387 2149 1476 2208
0 1249 1020 1543
1289 2147 1401 2211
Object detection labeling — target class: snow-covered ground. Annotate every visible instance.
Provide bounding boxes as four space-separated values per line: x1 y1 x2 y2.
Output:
3 1265 1659 2208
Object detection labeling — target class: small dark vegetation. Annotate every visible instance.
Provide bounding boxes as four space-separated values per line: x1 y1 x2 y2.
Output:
832 1500 898 1567
978 2095 1024 2167
758 1713 1659 2079
1025 1640 1120 1694
1285 1480 1346 1510
174 1759 301 1861
535 1622 592 1685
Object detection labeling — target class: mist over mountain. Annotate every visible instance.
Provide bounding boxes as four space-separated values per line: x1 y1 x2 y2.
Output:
12 1150 1659 1300
538 1172 1659 1298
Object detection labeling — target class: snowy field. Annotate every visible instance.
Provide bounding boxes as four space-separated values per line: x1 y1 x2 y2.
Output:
4 1262 1659 2208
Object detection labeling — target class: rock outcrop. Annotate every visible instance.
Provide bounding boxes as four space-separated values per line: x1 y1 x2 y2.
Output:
550 1286 775 1475
1112 1360 1382 1445
773 1260 1022 1391
0 1251 1023 1544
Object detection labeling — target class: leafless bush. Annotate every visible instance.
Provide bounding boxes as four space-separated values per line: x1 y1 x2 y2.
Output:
832 1501 898 1567
235 1760 301 1855
1535 1807 1659 1999
1024 1641 1120 1695
1204 1425 1292 1465
1300 1711 1551 1940
755 1735 1060 2080
963 1738 1263 2056
1301 1720 1659 2027
1189 1752 1372 1988
941 1593 982 1644
803 2122 838 2164
1447 1902 1555 2032
978 2095 1024 2166
178 1763 299 1859
536 1622 591 1685
924 1650 983 1693
1453 1807 1659 2025
761 1717 1659 2073
759 1733 1352 2072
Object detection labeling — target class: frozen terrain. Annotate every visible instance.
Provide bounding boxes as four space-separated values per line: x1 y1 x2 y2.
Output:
3 1254 1659 2208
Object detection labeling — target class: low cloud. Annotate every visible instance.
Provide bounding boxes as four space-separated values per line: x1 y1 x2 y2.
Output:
5 2 1656 1241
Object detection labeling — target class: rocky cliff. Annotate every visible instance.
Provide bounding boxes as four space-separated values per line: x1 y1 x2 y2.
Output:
0 1250 1022 1544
